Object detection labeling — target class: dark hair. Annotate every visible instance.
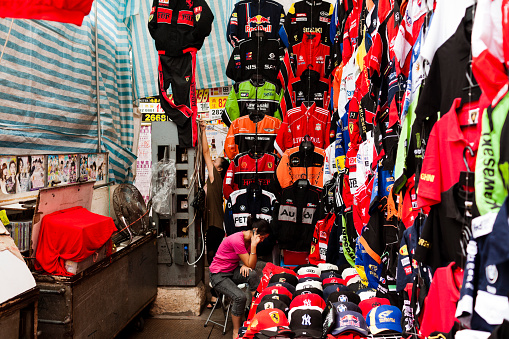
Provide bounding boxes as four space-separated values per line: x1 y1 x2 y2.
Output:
218 157 229 181
247 217 272 236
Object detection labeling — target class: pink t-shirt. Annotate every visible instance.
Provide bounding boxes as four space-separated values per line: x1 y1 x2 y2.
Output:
209 232 248 274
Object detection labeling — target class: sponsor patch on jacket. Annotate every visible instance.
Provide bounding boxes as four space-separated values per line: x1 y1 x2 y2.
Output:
177 11 194 26
157 8 173 24
159 0 169 4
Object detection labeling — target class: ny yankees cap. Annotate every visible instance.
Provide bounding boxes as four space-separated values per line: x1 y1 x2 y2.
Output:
256 298 290 317
358 297 390 318
332 301 362 315
289 293 326 311
270 273 299 287
331 310 369 336
367 305 402 334
289 308 323 338
268 281 296 295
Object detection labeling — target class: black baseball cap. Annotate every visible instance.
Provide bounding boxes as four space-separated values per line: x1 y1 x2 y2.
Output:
270 273 299 287
334 291 361 305
289 308 323 338
256 299 290 317
323 284 350 302
332 301 362 314
293 288 323 300
260 294 292 308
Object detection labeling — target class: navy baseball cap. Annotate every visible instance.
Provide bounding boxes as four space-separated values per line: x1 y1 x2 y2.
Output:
323 284 350 302
334 291 361 305
367 305 402 334
333 301 362 315
331 310 368 336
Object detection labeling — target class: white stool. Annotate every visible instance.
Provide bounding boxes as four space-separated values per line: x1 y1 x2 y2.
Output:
204 282 248 335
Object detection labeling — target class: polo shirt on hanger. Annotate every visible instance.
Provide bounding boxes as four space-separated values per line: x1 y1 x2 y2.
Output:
417 98 483 209
274 102 331 156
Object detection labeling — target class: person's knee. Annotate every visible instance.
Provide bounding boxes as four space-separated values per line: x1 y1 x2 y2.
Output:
248 269 259 289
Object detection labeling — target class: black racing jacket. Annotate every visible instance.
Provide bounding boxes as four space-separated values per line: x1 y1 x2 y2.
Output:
148 0 214 56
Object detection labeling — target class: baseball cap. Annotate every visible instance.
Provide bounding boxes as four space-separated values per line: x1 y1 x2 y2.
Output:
298 275 323 284
257 286 293 302
347 281 364 292
321 270 342 280
358 297 390 318
333 291 361 305
367 305 402 334
296 281 323 292
356 288 377 301
323 284 350 302
289 293 326 311
331 311 369 336
268 282 296 295
244 309 294 338
323 277 347 287
293 288 324 300
260 294 292 309
269 273 299 287
318 263 338 272
332 301 362 314
341 268 359 280
256 299 290 316
346 275 361 286
288 308 323 338
297 266 321 276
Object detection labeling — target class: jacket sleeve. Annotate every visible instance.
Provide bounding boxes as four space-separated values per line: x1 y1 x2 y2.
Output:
222 160 236 200
273 86 284 122
274 121 289 157
193 0 214 43
147 0 158 40
224 123 238 160
226 4 239 47
223 196 235 235
224 84 240 125
276 150 292 189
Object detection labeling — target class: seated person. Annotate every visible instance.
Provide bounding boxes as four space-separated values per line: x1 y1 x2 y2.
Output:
209 217 271 339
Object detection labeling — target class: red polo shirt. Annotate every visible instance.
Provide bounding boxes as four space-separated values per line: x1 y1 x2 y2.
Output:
417 98 484 208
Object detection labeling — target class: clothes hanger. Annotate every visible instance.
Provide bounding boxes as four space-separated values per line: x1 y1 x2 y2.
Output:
460 4 481 108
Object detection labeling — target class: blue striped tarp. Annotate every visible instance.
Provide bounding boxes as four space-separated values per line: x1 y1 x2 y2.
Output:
0 0 136 183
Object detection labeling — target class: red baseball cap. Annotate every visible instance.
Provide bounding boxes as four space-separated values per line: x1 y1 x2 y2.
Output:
256 286 294 303
243 309 293 338
359 297 391 318
289 293 326 311
323 277 347 287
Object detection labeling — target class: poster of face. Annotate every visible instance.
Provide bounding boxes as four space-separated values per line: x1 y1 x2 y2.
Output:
88 154 97 180
96 154 106 183
69 154 78 183
48 155 59 187
17 156 31 193
79 154 88 181
58 154 69 184
30 155 45 191
0 156 17 194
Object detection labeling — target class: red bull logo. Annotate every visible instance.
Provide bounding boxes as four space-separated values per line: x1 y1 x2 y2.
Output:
340 314 360 327
245 15 272 33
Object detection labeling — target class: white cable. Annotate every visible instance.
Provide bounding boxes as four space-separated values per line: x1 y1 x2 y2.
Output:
186 211 205 265
0 18 14 66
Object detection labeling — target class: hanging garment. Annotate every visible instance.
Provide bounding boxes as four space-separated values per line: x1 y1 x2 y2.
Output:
396 220 423 292
279 0 334 48
280 69 330 116
0 0 94 25
222 78 283 127
416 98 483 208
223 188 277 235
225 36 285 84
223 151 279 199
273 180 322 251
309 212 336 265
148 0 214 146
274 102 331 156
276 145 325 189
224 115 281 160
226 0 285 47
290 32 332 79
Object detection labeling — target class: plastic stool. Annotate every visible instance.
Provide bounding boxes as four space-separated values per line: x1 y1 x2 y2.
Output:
204 282 248 335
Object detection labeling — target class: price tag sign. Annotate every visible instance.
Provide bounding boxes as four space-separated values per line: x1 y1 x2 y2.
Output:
209 96 228 110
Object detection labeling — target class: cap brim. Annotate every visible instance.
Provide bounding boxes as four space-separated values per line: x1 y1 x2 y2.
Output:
292 328 323 338
259 326 294 337
331 325 369 336
370 323 403 335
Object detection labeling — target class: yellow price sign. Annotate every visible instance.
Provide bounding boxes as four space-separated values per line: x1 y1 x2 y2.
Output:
209 96 228 110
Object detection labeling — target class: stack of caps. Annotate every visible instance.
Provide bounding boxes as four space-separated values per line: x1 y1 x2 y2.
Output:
242 309 294 338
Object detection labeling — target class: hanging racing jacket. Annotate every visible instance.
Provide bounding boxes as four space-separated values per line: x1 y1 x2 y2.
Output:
309 212 336 265
280 69 330 116
223 151 279 199
226 0 285 47
273 179 322 251
274 102 331 156
279 0 334 48
223 188 277 235
148 0 214 56
276 145 325 189
224 114 281 160
222 78 283 127
290 32 332 79
226 36 285 85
